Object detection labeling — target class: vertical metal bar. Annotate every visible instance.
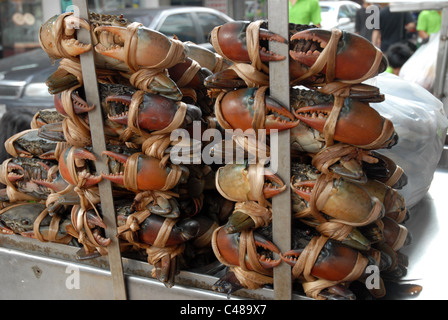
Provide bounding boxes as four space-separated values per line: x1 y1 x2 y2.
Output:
268 0 292 300
73 0 128 300
434 7 448 115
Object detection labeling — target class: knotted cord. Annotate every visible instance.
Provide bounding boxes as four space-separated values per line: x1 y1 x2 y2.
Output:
211 226 273 290
291 235 368 299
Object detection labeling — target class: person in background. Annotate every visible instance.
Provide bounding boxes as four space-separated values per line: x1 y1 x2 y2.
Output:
371 4 415 53
355 0 380 41
288 0 321 27
385 41 415 75
416 10 442 45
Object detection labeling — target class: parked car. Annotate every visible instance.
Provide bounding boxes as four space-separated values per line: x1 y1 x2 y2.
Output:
105 6 233 51
319 1 361 33
0 6 233 115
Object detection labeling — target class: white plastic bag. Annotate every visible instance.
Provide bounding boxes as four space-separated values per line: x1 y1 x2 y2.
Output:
367 73 448 208
399 32 439 92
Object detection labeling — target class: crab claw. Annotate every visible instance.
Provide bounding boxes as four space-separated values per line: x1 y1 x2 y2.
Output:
54 91 95 117
32 172 70 194
105 92 201 132
292 172 385 225
211 21 287 63
138 215 200 246
204 68 248 90
39 14 92 60
290 28 387 81
282 238 368 282
58 147 102 188
94 24 186 69
216 87 299 133
101 151 171 191
213 226 281 270
293 97 398 149
6 163 25 182
216 163 286 204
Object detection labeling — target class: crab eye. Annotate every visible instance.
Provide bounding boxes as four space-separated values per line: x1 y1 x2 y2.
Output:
21 219 31 226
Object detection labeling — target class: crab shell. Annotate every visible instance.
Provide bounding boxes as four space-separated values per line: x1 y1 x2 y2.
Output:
290 28 387 81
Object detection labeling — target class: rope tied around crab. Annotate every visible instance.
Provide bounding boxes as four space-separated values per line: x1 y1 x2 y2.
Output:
0 159 42 202
304 81 396 149
311 143 379 176
290 235 368 299
118 90 187 145
215 161 271 208
215 86 271 162
292 28 383 86
211 20 270 88
116 207 185 274
211 226 274 290
64 205 108 256
233 201 272 229
293 173 383 241
122 22 185 96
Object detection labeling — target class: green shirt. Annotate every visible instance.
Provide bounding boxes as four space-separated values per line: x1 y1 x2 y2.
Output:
289 0 322 25
417 10 442 35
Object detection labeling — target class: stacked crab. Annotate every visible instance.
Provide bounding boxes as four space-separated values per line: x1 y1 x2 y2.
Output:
205 21 421 299
0 13 421 298
0 12 238 288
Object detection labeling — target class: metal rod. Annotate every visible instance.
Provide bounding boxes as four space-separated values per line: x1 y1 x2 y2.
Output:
434 7 448 112
73 0 128 300
268 0 292 300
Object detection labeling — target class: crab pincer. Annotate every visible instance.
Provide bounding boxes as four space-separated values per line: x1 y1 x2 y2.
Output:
210 21 287 64
58 147 102 188
39 13 92 60
101 150 178 192
93 23 187 70
215 87 299 133
289 28 387 83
